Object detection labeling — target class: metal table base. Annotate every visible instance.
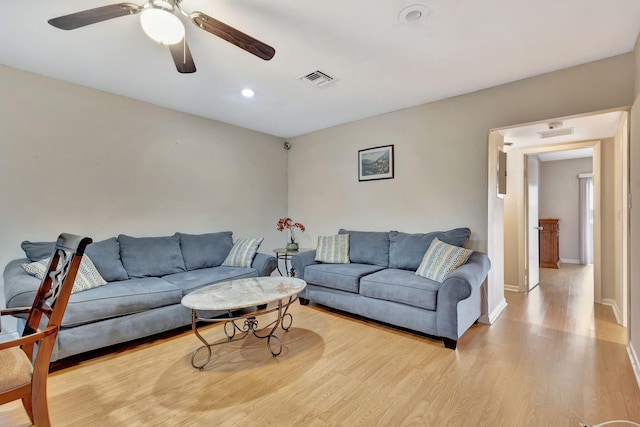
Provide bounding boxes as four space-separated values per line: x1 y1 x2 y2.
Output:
189 295 297 370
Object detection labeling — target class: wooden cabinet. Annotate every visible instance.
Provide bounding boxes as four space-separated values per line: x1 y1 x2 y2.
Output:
539 219 560 269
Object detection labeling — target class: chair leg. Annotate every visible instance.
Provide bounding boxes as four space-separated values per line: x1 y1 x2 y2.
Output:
31 384 51 427
21 395 34 424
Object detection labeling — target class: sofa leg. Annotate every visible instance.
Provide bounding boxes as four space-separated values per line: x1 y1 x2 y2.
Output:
443 338 457 350
299 297 309 306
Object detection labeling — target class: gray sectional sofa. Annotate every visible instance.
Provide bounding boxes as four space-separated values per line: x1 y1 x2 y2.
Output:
291 228 491 349
3 232 277 361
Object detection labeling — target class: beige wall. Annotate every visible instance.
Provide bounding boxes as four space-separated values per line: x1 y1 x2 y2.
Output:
0 65 287 308
539 157 593 263
629 35 640 379
289 53 634 319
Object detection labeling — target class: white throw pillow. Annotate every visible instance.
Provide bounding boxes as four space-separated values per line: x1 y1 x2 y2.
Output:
21 254 107 294
415 238 473 282
315 234 350 264
222 237 264 268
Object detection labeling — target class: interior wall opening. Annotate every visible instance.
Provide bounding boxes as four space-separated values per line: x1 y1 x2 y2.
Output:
487 107 629 331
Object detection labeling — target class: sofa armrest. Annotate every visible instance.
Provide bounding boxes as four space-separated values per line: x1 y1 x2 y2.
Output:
290 250 318 280
436 252 491 341
252 253 278 276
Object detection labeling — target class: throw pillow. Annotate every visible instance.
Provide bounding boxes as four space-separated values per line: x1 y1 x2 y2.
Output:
415 238 473 283
21 255 107 294
222 237 264 268
315 234 350 264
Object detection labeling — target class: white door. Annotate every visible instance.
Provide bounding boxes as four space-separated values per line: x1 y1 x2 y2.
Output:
526 155 540 291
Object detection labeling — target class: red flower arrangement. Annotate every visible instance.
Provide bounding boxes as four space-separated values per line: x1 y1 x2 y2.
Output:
276 217 306 244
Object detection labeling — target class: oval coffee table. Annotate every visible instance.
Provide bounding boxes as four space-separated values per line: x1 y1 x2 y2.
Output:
181 276 306 370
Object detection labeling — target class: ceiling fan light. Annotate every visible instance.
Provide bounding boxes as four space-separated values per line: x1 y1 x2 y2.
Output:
140 8 185 45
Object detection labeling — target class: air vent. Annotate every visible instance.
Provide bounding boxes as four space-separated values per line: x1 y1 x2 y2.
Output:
298 69 336 87
537 127 575 139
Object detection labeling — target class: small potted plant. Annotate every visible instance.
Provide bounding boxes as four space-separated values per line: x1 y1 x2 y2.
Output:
276 217 305 251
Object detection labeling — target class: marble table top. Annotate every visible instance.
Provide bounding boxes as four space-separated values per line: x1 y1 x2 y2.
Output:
181 276 307 311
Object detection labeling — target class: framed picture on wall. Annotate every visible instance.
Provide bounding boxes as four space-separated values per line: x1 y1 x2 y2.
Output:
358 145 394 181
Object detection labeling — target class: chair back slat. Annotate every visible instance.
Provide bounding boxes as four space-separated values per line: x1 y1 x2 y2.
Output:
22 234 92 358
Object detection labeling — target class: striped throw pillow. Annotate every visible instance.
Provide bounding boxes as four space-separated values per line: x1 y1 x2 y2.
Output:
315 234 350 264
415 238 473 283
222 237 264 268
21 255 107 294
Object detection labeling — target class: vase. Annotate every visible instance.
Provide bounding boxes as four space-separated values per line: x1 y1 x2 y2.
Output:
286 242 299 251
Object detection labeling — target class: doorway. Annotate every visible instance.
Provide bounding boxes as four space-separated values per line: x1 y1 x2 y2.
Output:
486 108 629 327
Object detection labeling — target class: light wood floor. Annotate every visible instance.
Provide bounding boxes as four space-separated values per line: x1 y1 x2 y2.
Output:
1 265 639 426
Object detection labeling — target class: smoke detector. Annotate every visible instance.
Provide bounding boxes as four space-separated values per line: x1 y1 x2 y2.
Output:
547 121 564 130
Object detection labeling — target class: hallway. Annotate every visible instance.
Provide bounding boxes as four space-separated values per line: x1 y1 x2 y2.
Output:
506 264 625 344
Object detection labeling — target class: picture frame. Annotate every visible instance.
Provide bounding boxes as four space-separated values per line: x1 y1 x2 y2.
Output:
358 145 394 181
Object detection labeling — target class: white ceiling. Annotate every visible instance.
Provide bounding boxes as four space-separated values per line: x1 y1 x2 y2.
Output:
536 148 593 163
2 1 640 138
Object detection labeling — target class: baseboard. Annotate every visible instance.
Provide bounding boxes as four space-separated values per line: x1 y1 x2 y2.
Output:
628 342 640 391
478 298 508 325
504 284 520 293
560 258 581 264
602 299 623 325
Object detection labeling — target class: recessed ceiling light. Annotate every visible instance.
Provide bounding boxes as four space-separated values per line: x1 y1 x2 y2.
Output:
398 4 429 23
241 88 255 98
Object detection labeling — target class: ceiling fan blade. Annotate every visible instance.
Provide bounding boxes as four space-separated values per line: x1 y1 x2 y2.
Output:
191 12 275 61
48 3 142 30
169 39 197 74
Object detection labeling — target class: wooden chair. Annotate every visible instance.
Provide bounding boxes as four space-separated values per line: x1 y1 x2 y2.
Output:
0 233 92 426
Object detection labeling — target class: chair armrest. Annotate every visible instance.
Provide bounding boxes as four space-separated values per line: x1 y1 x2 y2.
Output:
252 253 278 276
0 326 58 351
291 250 318 280
0 307 31 317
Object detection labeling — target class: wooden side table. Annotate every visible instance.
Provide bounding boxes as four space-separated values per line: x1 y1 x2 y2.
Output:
273 248 310 277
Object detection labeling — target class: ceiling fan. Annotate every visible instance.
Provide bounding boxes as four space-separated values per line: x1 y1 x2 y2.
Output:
48 0 276 74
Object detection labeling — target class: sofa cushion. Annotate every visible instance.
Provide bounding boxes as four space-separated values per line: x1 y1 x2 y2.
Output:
61 277 183 327
118 234 186 278
360 268 441 311
338 229 389 267
21 241 55 262
416 238 473 282
388 228 471 271
177 231 233 270
222 237 263 268
315 234 350 264
163 266 258 295
304 263 384 293
21 255 107 294
85 237 129 282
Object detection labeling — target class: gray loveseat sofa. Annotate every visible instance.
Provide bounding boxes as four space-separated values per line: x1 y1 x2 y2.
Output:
291 228 490 349
3 231 277 361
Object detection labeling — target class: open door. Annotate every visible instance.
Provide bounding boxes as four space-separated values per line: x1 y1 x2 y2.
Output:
525 154 540 291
